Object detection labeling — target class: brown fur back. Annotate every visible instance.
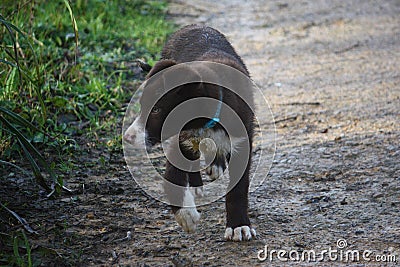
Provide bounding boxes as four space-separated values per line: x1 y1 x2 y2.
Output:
161 25 248 75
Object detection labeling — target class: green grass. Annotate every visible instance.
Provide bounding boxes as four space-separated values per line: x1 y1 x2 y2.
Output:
1 0 174 176
0 230 34 267
0 0 174 265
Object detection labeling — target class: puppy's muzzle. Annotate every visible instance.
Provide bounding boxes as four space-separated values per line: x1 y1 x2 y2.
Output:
123 117 145 147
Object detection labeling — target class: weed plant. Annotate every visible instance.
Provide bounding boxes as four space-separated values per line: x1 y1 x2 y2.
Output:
0 1 174 265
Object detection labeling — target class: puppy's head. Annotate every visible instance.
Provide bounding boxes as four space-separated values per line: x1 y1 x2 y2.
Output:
123 60 208 147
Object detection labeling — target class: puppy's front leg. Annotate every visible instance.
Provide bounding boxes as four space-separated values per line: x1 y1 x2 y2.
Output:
164 161 200 233
224 147 256 241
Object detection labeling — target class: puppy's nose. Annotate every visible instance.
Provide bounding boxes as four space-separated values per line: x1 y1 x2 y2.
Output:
124 117 145 147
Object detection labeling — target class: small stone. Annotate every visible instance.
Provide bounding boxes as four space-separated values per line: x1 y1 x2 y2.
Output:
372 193 384 199
355 229 364 235
61 197 71 202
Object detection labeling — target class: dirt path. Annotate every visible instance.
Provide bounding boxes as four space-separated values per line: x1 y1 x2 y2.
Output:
80 0 400 266
10 1 397 266
159 0 400 266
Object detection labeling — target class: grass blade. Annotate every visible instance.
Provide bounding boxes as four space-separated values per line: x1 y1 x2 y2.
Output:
0 58 17 67
0 160 32 177
62 0 79 63
0 115 52 191
0 15 21 82
0 106 43 134
19 139 50 191
13 235 21 265
0 15 47 121
0 203 38 235
0 15 39 66
21 231 33 267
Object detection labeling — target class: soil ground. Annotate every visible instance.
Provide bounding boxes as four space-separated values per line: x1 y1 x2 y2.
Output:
1 0 399 266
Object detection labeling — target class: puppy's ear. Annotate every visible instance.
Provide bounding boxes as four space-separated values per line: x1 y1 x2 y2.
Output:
146 59 176 78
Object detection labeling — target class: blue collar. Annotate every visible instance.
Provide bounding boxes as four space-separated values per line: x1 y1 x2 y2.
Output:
203 87 223 129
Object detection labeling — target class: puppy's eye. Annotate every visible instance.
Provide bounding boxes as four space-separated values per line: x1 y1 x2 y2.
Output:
151 106 161 114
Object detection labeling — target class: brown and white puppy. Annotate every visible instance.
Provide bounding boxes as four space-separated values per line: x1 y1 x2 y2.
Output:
124 25 256 241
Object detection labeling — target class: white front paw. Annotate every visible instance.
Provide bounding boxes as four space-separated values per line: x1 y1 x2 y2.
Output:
175 208 201 233
224 226 256 241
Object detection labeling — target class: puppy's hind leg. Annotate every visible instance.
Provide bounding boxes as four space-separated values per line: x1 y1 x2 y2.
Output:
189 171 204 198
205 154 226 181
